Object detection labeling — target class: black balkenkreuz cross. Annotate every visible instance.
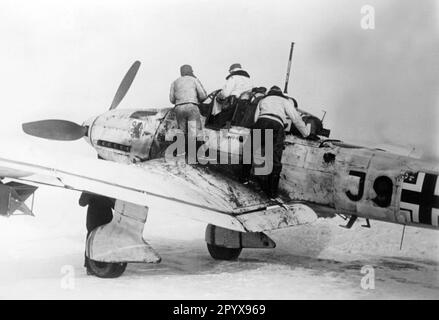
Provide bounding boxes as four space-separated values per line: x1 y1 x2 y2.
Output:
401 173 439 224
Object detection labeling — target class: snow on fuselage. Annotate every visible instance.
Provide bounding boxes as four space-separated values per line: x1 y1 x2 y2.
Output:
81 107 439 231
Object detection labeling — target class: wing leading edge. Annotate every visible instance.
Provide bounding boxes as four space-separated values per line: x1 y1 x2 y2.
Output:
0 149 317 232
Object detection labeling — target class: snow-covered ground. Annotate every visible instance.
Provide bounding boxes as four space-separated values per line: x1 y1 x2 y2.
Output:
0 186 438 300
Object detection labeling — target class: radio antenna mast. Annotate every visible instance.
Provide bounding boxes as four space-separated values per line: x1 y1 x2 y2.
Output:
283 42 295 94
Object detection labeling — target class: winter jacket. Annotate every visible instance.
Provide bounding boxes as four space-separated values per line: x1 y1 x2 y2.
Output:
254 95 310 138
169 76 207 105
218 70 252 99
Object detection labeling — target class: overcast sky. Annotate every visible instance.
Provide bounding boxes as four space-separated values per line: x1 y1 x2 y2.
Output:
0 0 437 159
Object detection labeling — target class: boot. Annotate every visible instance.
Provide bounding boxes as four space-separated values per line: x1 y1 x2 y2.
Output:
265 174 280 198
240 164 252 184
271 174 281 198
261 176 272 198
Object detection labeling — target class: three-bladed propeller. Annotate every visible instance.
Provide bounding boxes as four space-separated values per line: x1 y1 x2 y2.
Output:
22 61 141 141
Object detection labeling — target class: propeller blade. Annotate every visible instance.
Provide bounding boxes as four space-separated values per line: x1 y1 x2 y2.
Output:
22 120 87 141
109 60 141 110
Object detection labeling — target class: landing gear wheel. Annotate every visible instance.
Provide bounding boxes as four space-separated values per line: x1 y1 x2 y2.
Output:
86 257 127 278
207 243 242 260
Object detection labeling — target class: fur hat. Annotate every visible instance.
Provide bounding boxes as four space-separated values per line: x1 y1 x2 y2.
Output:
268 85 283 95
180 64 194 77
252 87 267 94
229 63 242 72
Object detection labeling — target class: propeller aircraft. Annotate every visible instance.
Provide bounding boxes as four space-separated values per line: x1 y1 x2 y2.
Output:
0 60 436 278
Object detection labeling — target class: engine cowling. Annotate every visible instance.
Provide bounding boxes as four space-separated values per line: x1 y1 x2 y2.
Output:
84 108 168 163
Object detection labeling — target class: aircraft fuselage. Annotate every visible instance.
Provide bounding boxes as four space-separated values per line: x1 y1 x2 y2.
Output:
83 108 439 230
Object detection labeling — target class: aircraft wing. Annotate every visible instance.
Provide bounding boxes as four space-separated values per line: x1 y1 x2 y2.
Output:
0 146 317 232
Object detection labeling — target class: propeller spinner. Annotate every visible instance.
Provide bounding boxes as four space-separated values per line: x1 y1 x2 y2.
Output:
22 61 141 141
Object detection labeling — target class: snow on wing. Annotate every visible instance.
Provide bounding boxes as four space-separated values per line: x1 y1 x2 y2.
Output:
0 152 316 232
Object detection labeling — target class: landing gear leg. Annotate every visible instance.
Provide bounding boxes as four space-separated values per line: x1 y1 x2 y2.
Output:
85 200 161 278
